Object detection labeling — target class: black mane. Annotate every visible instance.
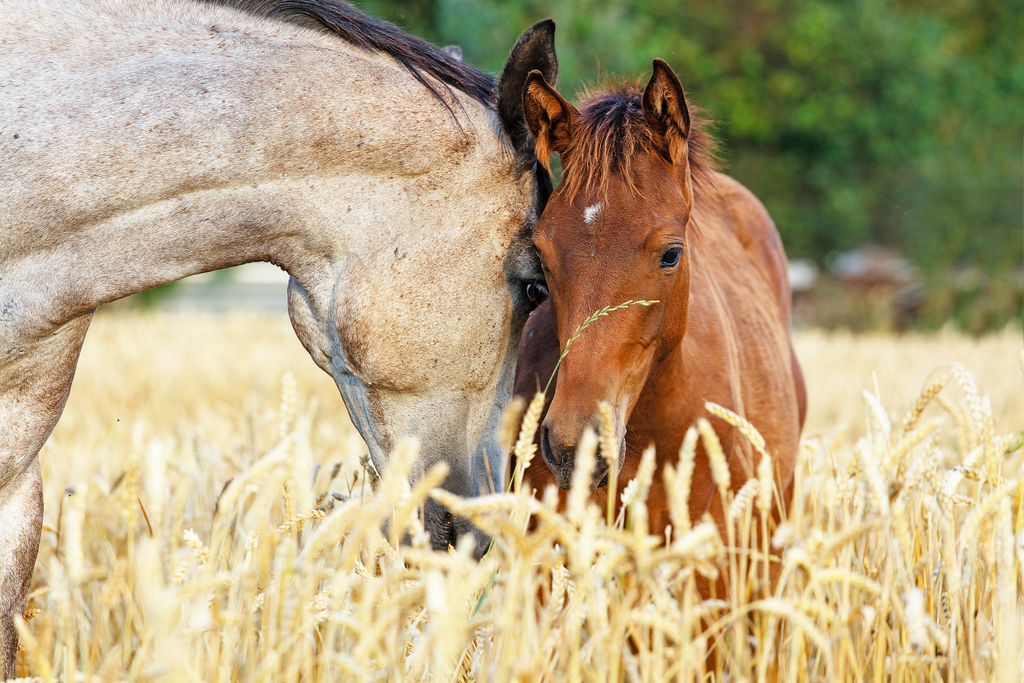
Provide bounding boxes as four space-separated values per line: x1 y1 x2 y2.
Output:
210 0 495 109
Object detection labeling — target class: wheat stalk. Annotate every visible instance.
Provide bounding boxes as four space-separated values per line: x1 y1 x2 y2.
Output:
598 401 619 527
543 299 658 394
511 392 545 495
26 312 1024 683
900 374 950 436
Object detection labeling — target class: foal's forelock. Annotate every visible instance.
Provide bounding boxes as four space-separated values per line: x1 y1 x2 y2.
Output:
560 85 719 203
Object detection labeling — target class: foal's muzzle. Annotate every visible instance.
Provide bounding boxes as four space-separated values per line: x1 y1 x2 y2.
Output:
541 422 615 491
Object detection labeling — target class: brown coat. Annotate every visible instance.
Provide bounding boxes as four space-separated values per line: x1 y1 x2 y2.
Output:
513 60 806 546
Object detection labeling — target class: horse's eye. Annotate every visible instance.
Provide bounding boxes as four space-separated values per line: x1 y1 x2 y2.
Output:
525 281 549 308
661 247 682 268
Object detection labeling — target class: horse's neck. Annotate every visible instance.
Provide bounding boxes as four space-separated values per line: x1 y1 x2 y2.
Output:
0 2 493 340
2 182 297 335
661 180 788 419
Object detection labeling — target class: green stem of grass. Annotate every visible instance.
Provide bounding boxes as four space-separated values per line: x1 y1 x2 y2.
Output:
543 299 659 396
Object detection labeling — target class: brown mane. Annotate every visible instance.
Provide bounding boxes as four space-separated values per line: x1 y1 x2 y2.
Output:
561 80 719 201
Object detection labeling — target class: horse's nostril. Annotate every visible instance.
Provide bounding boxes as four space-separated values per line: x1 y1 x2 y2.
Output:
425 499 457 551
444 510 461 548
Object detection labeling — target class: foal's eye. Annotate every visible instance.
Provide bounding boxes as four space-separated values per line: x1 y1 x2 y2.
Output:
524 281 549 308
661 247 682 269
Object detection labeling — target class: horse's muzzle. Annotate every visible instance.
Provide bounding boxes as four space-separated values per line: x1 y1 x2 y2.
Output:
423 497 490 559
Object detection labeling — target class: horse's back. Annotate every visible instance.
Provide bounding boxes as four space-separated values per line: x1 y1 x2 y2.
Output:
689 172 805 475
701 172 791 321
0 0 477 250
706 172 808 429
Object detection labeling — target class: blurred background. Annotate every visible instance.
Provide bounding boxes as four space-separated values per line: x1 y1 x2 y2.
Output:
133 0 1023 333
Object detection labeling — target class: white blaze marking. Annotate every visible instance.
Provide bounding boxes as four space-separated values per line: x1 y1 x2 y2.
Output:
583 202 603 224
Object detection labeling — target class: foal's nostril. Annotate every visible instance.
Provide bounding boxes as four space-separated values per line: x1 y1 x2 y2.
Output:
593 460 610 490
541 423 555 467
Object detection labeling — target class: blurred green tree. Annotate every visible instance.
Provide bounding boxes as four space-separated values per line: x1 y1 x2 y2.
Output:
358 0 1023 275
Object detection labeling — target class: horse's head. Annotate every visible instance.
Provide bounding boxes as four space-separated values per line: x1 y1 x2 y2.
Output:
285 21 558 554
524 60 712 490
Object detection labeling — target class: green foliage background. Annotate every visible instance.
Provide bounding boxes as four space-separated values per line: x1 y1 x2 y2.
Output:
360 0 1023 276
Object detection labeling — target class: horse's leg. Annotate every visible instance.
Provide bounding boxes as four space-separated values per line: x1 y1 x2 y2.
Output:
0 459 42 680
0 312 93 680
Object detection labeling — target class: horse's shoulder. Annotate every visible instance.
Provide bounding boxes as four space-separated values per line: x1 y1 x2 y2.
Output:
707 173 782 254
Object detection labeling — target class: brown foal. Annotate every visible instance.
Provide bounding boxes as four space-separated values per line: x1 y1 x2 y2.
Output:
513 60 807 564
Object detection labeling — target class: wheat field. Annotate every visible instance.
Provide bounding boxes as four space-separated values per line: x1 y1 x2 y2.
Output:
11 311 1024 682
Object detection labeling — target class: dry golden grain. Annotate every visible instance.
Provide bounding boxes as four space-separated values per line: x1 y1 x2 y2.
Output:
619 477 639 509
171 561 189 585
807 568 881 595
861 390 892 441
512 392 545 493
728 479 759 523
567 427 598 526
900 374 951 436
886 418 942 480
951 362 984 441
597 401 618 470
757 451 774 515
598 400 619 526
962 479 1019 547
859 437 891 516
279 371 298 440
497 395 527 455
936 393 974 459
62 484 86 585
182 528 209 568
23 312 1024 683
276 508 327 535
904 587 930 653
632 444 657 505
121 451 141 527
671 426 699 535
705 401 767 457
942 445 986 499
891 497 914 574
698 417 730 495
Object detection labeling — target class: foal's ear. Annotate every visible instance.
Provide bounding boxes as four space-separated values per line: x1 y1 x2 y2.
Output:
497 19 558 155
523 71 578 172
642 59 693 209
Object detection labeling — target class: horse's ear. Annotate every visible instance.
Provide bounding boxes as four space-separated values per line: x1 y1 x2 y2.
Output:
523 71 578 171
642 59 693 210
497 19 558 155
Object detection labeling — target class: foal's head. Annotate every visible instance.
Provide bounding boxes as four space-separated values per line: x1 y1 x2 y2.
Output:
523 60 716 489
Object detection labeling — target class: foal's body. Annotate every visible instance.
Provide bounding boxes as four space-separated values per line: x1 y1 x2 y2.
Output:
513 62 805 544
518 171 805 533
1 1 556 674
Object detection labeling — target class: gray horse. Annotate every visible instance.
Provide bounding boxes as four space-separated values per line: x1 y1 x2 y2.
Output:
0 0 557 675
